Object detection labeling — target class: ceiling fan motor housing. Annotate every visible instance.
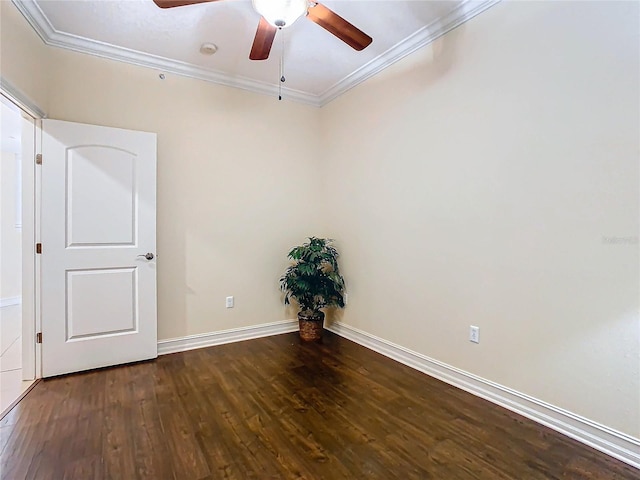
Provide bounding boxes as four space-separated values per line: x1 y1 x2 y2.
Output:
252 0 308 28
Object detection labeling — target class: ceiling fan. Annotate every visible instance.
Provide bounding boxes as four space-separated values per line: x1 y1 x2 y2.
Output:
153 0 373 61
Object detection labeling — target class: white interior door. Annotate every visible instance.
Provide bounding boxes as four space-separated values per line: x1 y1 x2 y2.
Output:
41 119 157 377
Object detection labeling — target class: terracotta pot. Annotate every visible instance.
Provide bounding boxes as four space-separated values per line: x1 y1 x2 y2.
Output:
298 311 324 342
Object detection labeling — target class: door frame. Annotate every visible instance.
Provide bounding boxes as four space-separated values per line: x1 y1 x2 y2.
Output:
1 80 44 380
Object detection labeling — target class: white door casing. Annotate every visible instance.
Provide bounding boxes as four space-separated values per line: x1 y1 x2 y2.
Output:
21 111 36 380
41 119 157 377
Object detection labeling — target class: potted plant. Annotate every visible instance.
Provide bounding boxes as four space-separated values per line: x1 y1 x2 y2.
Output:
280 237 346 342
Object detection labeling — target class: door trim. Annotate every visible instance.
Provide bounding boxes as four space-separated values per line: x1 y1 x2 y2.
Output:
20 110 39 381
1 83 43 380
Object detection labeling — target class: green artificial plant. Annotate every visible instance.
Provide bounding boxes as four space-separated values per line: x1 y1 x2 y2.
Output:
280 237 346 316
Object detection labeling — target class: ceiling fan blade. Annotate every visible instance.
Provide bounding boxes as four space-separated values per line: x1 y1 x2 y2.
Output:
250 17 277 61
306 2 372 51
153 0 220 8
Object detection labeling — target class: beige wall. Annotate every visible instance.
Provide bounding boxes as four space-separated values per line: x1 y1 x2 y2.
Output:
46 48 324 340
320 1 640 437
1 1 323 340
0 1 50 111
2 0 639 440
0 151 22 300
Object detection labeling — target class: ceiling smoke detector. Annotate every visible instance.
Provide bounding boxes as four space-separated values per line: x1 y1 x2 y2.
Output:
200 43 219 55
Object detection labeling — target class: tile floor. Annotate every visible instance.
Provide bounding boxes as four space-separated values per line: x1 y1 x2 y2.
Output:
1 304 33 414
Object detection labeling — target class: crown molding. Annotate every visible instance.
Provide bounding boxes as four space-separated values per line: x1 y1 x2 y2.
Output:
0 76 46 118
318 0 501 106
12 0 500 108
11 0 322 106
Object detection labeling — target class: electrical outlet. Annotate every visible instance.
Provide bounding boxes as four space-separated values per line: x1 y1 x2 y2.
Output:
344 293 348 305
469 325 480 344
226 296 234 308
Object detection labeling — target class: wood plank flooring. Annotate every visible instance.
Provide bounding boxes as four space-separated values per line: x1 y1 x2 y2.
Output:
0 331 637 479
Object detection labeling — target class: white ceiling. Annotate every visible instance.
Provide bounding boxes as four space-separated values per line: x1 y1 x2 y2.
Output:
14 0 499 106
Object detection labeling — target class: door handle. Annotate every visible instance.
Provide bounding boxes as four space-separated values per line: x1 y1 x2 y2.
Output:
137 253 155 260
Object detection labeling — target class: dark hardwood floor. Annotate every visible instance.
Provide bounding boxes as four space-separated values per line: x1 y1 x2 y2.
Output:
0 331 636 479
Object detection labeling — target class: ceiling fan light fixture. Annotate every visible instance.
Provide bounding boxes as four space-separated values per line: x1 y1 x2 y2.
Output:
252 0 308 28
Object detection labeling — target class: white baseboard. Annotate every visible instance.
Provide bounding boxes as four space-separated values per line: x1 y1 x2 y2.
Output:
326 321 640 470
0 296 21 308
157 319 299 356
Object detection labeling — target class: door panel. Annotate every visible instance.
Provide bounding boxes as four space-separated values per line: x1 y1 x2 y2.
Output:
42 119 157 377
66 267 137 339
66 146 137 246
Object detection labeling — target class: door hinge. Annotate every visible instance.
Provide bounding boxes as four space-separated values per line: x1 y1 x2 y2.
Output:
36 243 42 254
35 154 42 165
36 332 42 344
